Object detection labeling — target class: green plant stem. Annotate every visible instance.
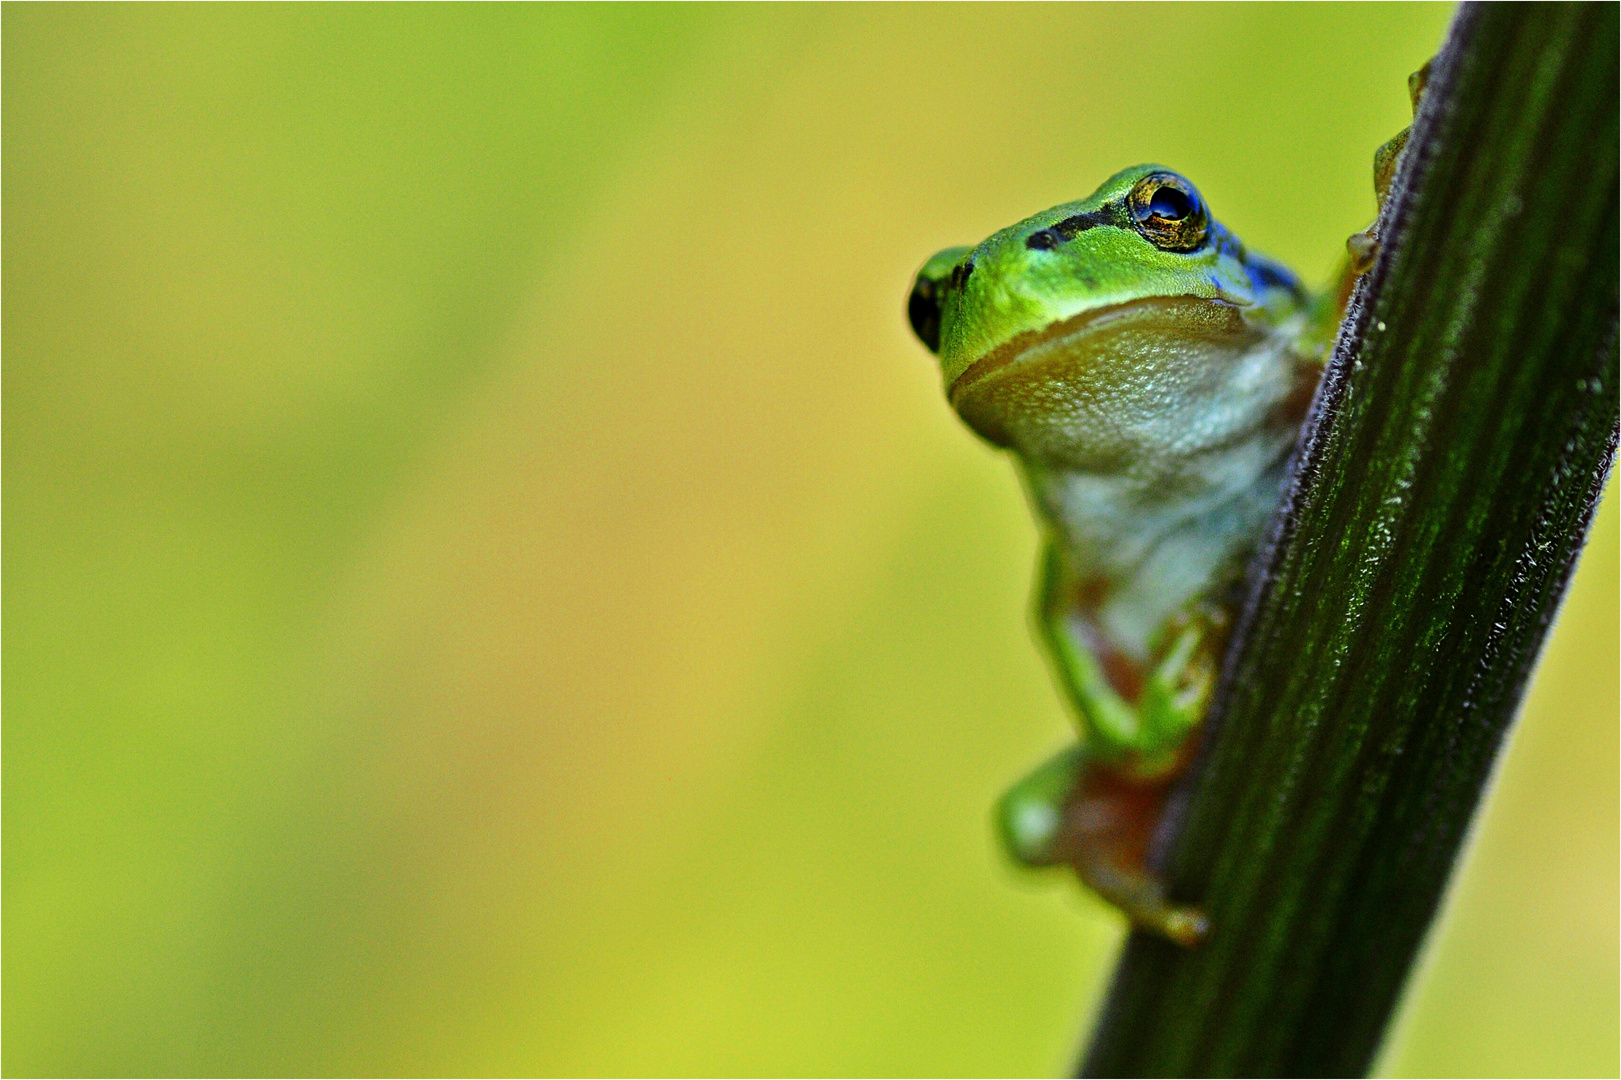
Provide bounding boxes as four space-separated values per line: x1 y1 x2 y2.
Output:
1078 4 1619 1076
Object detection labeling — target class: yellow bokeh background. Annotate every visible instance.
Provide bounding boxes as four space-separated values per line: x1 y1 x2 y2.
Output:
5 5 1614 1075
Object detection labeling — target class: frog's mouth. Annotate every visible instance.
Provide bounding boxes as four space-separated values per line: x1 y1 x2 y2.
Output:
948 295 1261 451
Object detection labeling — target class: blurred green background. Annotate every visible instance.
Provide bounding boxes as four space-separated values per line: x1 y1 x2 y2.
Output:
5 5 1615 1076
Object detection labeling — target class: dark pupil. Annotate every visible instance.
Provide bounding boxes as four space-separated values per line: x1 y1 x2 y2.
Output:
1149 185 1193 221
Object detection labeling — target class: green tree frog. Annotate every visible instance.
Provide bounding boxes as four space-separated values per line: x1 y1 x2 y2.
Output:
906 68 1428 944
903 146 1424 942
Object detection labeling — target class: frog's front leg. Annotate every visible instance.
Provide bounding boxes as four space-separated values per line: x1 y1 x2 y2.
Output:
1033 541 1216 771
994 542 1218 946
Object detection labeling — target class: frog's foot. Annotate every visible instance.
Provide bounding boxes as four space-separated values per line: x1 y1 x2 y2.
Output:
996 746 1208 947
1346 231 1380 276
1075 854 1209 948
1374 61 1434 210
1343 57 1438 295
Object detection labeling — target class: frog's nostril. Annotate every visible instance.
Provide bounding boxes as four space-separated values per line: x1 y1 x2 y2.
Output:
1027 229 1061 251
908 278 943 353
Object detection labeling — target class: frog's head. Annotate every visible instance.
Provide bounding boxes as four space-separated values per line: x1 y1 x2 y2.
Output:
907 165 1304 457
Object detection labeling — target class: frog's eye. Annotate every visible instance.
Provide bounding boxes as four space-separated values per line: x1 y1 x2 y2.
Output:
1127 172 1209 253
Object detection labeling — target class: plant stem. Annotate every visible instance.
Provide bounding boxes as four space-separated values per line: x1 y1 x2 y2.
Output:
1079 4 1619 1076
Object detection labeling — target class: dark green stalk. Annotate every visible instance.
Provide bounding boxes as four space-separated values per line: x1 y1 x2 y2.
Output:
1079 4 1619 1076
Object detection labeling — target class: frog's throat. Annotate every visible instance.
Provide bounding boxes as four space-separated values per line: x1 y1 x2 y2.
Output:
947 294 1254 407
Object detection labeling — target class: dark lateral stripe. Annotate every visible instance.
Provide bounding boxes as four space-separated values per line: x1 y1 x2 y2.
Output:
1052 211 1110 238
1027 200 1133 250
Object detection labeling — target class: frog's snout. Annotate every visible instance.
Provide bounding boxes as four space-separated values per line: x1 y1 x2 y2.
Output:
907 245 975 354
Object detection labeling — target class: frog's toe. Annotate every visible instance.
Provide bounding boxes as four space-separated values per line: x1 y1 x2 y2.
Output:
998 793 1062 866
1154 905 1210 948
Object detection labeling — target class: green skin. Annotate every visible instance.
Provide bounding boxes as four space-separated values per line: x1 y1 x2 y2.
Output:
908 165 1344 945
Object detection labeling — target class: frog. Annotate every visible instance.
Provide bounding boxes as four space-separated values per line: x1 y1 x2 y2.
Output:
905 66 1430 945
